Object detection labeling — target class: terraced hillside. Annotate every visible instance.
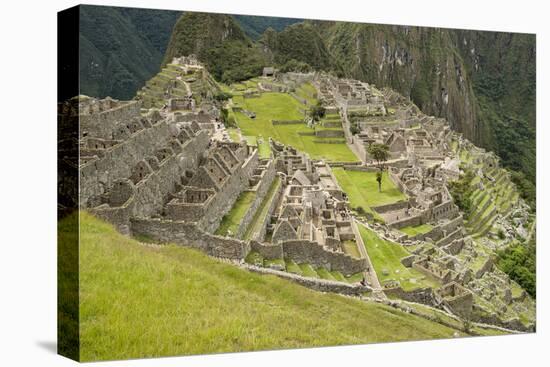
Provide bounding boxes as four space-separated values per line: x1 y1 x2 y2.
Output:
451 137 529 242
137 61 220 109
70 212 467 361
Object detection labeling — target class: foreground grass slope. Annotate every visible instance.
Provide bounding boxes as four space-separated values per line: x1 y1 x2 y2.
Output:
75 212 460 361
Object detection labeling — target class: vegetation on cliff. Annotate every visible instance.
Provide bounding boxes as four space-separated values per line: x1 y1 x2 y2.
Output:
497 237 536 298
79 5 180 99
163 12 267 84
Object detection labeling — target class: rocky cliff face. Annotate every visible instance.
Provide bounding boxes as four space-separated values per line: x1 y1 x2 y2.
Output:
321 24 480 143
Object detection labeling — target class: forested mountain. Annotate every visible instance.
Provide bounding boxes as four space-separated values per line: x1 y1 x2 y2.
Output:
79 5 180 99
233 14 302 39
161 12 268 83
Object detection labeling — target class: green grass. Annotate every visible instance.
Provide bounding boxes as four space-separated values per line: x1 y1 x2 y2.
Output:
258 139 271 159
332 168 407 214
215 191 256 237
242 135 271 159
245 251 264 266
75 212 462 361
345 273 365 283
342 240 361 259
358 224 440 291
299 263 320 278
285 259 303 275
315 267 336 280
295 82 318 105
330 271 347 282
227 128 241 142
232 92 357 162
400 224 434 237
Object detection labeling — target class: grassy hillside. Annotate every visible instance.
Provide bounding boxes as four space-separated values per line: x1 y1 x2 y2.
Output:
72 212 462 361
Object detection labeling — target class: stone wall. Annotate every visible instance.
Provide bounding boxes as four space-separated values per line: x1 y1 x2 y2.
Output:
436 228 463 247
130 217 250 260
431 200 458 221
80 119 174 205
79 100 142 140
389 214 423 229
281 240 367 276
234 160 276 239
250 241 283 260
315 129 345 138
245 264 371 296
199 149 260 233
372 200 410 214
91 131 210 229
256 178 284 241
383 287 437 307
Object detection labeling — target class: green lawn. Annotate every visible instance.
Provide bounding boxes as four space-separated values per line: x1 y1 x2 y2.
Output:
400 224 434 237
215 191 256 237
332 168 407 215
342 240 361 259
227 128 241 142
243 135 271 159
232 92 357 162
358 224 440 291
72 212 462 360
295 82 318 105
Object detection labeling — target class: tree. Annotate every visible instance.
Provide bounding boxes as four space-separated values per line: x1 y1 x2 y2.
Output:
309 102 326 122
368 143 390 192
368 143 390 170
376 171 383 193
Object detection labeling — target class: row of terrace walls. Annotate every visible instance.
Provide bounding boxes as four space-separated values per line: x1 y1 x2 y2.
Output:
79 118 174 205
130 217 250 260
281 240 367 276
90 131 210 229
234 160 277 239
79 100 142 140
198 148 260 233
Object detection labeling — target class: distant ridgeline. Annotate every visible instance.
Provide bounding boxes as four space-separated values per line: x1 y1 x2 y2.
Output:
78 6 535 202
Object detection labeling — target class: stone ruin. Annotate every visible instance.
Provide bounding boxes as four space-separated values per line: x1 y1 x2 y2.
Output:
59 60 534 330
